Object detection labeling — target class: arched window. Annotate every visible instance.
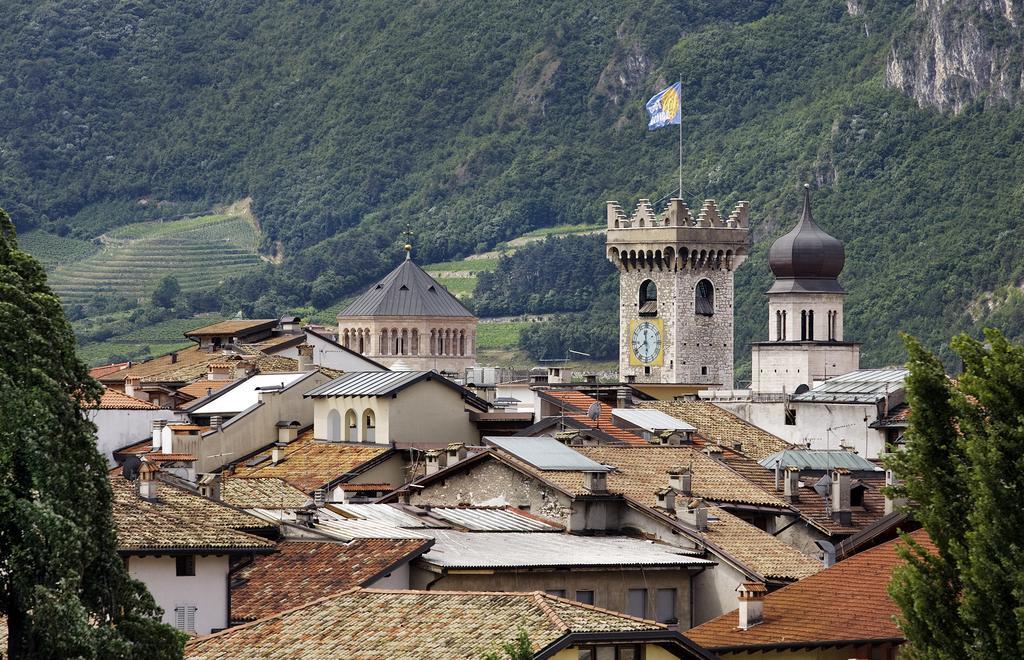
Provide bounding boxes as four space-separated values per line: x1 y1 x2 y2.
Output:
695 279 714 316
357 330 365 354
327 409 341 443
380 329 389 355
342 329 349 349
363 409 376 443
411 329 419 355
401 329 409 356
775 310 783 341
800 311 808 340
807 310 814 341
429 329 436 356
345 410 358 442
459 330 465 356
781 311 787 340
639 280 658 316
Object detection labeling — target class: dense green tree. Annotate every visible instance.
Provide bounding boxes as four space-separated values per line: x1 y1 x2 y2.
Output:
887 330 1024 658
0 209 184 658
481 629 533 660
151 275 181 309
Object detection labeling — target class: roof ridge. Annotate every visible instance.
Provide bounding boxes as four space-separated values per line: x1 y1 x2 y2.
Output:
532 592 570 633
539 591 669 629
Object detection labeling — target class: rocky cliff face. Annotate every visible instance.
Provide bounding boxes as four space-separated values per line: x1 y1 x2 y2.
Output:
887 0 1024 113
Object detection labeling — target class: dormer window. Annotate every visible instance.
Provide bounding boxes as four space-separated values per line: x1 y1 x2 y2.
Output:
639 280 658 316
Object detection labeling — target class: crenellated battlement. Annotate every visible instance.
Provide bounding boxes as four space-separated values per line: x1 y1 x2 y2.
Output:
606 198 750 272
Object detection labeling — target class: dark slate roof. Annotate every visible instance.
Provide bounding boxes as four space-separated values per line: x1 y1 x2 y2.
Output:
338 258 474 318
768 185 845 294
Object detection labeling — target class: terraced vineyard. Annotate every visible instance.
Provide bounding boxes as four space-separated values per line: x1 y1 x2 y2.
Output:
46 213 261 304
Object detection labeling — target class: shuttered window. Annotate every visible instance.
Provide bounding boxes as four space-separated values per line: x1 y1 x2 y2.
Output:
174 605 197 633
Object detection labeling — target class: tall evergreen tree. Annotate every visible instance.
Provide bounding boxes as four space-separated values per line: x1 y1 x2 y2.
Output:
887 330 1024 658
0 209 183 658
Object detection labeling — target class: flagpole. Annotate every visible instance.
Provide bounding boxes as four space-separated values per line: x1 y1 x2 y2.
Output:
677 79 682 200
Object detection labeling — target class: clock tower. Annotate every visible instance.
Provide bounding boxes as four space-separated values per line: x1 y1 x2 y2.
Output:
606 197 750 387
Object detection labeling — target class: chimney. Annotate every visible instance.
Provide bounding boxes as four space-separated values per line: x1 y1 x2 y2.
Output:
138 461 159 500
831 468 852 526
679 499 708 531
170 351 178 364
294 507 315 527
783 466 800 503
656 487 676 513
278 422 300 444
198 473 221 501
297 343 315 372
210 415 223 432
446 443 467 466
151 419 167 450
737 582 767 630
271 442 287 465
704 445 724 461
125 376 141 398
554 430 577 446
583 470 608 494
207 364 232 381
884 469 906 515
616 388 630 409
668 467 692 496
425 450 447 476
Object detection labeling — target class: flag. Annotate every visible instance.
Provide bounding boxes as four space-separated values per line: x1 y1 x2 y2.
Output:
645 82 682 130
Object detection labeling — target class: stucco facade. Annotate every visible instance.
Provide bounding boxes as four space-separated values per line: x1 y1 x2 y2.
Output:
89 407 179 467
126 554 228 635
336 316 476 374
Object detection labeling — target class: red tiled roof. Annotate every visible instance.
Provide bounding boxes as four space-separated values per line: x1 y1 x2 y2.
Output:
231 539 430 622
90 362 130 379
541 390 646 445
686 529 932 652
176 380 231 400
92 387 161 410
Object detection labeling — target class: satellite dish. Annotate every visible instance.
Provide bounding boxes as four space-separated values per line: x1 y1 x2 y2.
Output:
122 455 142 481
587 402 601 421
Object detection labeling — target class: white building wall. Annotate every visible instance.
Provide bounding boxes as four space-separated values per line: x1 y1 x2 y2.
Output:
365 561 411 589
767 292 845 342
89 408 180 467
750 344 860 393
126 554 228 635
276 332 386 372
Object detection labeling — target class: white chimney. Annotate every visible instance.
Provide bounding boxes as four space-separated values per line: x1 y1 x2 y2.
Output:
831 468 852 526
583 470 608 494
271 442 287 465
704 445 724 461
278 422 300 444
679 499 708 531
138 461 159 500
783 466 800 503
446 443 467 466
656 487 676 513
737 582 767 629
125 376 141 399
297 343 315 372
198 473 221 501
884 468 906 515
668 467 692 496
425 450 446 476
151 419 167 450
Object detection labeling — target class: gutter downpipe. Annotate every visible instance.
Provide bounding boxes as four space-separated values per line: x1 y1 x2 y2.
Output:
424 567 447 591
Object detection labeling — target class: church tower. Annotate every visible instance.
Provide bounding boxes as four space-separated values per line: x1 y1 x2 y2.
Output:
606 197 750 387
750 185 859 393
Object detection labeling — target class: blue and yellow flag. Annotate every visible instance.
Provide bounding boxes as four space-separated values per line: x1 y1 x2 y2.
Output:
645 82 682 130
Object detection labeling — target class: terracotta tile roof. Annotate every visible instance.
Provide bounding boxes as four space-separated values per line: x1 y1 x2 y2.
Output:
785 473 889 536
872 402 910 428
514 445 789 508
338 482 391 491
541 391 647 445
146 453 197 462
701 506 821 581
110 472 272 534
90 362 130 379
221 477 311 509
231 539 430 622
99 345 211 384
686 529 933 652
184 319 277 337
246 333 305 353
228 429 392 493
187 589 668 659
91 387 161 410
639 400 793 461
176 380 231 400
112 500 274 553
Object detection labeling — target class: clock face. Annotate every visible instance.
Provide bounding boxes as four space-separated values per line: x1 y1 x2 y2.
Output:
631 321 661 364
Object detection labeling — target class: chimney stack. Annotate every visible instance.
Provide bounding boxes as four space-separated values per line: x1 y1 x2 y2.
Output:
703 445 724 462
277 421 300 444
884 468 906 515
783 466 800 503
151 419 167 450
271 442 287 465
446 443 467 466
616 388 631 409
555 430 577 446
425 450 446 476
125 376 141 399
656 487 676 513
679 499 708 531
737 582 767 630
210 415 223 431
668 467 692 496
583 470 608 494
138 461 159 500
198 473 221 501
830 468 852 526
297 343 315 372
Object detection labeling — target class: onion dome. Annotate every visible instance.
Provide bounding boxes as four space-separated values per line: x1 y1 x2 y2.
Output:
768 185 845 293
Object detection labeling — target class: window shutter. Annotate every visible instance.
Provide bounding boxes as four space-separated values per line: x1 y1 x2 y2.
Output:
186 605 197 633
174 606 186 631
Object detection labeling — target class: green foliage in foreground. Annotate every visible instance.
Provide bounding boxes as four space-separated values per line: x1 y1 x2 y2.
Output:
0 209 184 658
887 330 1024 658
481 629 534 660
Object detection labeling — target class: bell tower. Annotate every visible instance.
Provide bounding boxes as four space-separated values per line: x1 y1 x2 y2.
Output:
606 197 750 387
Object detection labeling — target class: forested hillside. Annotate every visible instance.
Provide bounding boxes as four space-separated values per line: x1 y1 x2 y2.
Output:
3 0 1024 375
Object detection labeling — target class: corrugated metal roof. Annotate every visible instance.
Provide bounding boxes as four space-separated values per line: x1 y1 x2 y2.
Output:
329 503 435 528
484 436 610 472
338 259 474 318
304 371 430 398
759 449 882 472
791 369 908 404
611 408 697 433
427 508 560 532
419 531 711 569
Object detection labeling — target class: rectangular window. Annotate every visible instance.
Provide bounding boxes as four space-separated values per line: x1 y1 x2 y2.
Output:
175 555 195 577
545 589 566 598
174 605 197 633
626 588 647 618
655 588 677 624
575 590 595 605
784 408 797 426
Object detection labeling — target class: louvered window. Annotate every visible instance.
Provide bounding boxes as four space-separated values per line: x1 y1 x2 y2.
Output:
174 605 197 633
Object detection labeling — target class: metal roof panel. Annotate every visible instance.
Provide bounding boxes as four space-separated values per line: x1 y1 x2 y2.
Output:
484 436 610 472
